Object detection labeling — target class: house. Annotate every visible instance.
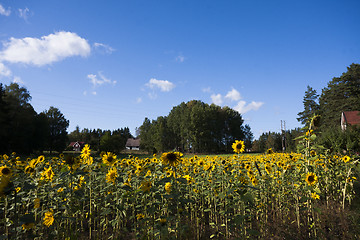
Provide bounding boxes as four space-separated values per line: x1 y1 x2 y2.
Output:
125 138 140 150
68 141 86 152
341 111 360 131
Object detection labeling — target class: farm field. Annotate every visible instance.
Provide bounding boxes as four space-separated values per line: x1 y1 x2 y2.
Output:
0 143 359 239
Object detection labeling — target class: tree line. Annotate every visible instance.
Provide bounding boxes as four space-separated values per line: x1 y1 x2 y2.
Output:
139 100 253 154
67 126 133 153
0 83 69 153
0 82 133 154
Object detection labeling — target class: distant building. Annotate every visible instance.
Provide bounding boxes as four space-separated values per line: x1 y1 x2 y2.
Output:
68 141 86 151
341 111 360 131
126 138 140 150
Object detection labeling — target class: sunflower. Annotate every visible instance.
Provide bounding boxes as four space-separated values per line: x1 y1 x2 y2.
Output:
81 144 91 159
265 164 272 174
311 192 320 200
37 155 45 163
106 167 118 184
159 218 167 226
160 152 183 167
102 152 117 166
165 182 172 193
343 155 351 163
43 209 54 227
232 140 245 154
266 148 274 154
136 213 145 220
305 172 318 186
0 177 10 196
22 222 35 230
0 166 12 178
40 166 54 182
140 180 152 192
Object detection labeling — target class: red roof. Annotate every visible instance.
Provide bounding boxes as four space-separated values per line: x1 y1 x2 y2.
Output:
343 111 360 125
68 141 85 147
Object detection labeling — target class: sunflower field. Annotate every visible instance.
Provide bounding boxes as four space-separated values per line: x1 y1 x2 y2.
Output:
0 136 360 239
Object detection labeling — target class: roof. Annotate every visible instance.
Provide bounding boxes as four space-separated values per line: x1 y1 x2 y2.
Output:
126 138 140 147
68 141 86 147
343 111 360 125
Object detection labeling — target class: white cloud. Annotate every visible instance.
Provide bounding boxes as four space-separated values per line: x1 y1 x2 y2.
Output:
146 78 175 92
148 92 157 99
18 8 30 21
136 97 142 103
233 100 264 114
87 72 116 88
0 31 91 66
93 42 115 54
13 76 24 84
211 94 223 105
225 88 241 101
0 63 11 77
175 54 185 63
202 87 211 93
0 4 11 16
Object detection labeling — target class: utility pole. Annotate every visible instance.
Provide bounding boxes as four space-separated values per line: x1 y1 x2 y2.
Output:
281 120 286 152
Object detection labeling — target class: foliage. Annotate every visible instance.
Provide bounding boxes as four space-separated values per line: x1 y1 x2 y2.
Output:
68 127 133 153
319 63 360 130
0 83 50 153
297 85 320 126
252 128 302 153
43 106 69 152
140 100 251 153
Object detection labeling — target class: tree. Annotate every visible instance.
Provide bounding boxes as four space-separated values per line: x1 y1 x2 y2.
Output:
297 85 320 126
140 100 250 153
2 83 39 153
43 106 69 152
318 63 360 130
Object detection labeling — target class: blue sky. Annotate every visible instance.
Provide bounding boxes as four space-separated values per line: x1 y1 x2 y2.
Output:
0 0 359 139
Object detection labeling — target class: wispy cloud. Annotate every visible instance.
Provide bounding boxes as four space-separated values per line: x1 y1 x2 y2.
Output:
202 87 212 93
0 4 11 16
18 8 30 21
87 72 116 88
0 31 91 66
146 78 175 92
175 54 185 63
93 42 115 54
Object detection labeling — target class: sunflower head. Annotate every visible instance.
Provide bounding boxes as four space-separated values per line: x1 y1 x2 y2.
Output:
305 172 318 186
232 140 245 154
160 152 183 167
0 166 12 178
164 182 172 193
102 152 117 166
106 167 118 184
43 209 54 227
81 144 91 159
343 156 351 163
140 180 152 192
266 148 274 154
